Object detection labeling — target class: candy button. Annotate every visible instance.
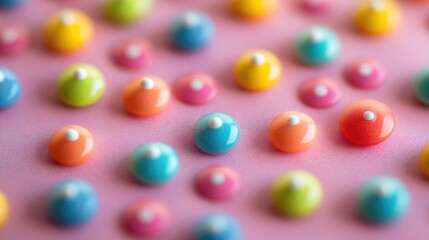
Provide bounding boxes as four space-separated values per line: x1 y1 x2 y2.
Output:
339 99 394 146
122 200 170 237
129 142 179 185
122 75 170 117
230 0 279 19
269 111 317 153
412 67 429 106
43 9 93 53
57 63 105 108
193 213 242 240
354 0 401 36
170 11 214 51
112 39 154 70
0 67 21 110
300 0 332 13
344 59 385 89
298 77 341 108
195 165 241 201
233 49 282 91
174 72 218 105
0 191 8 228
104 0 153 24
48 179 98 225
271 170 323 217
0 24 28 55
294 26 340 65
193 112 240 155
419 143 429 178
48 125 94 166
0 0 24 7
357 176 409 223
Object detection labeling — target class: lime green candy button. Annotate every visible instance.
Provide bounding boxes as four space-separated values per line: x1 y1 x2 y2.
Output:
104 0 153 24
271 170 323 218
57 63 106 108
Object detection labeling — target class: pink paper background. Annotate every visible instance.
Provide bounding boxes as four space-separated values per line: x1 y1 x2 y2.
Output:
1 0 429 239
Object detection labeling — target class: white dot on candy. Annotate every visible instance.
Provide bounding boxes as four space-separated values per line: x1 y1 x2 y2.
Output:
60 184 79 199
0 71 4 83
375 182 392 197
370 0 385 11
138 208 155 224
65 129 79 141
289 175 305 190
251 53 265 66
358 63 373 77
190 79 204 91
183 11 199 26
145 145 161 159
208 117 223 129
207 217 225 234
210 172 226 186
363 111 375 121
141 77 155 90
309 28 324 42
1 28 17 44
287 115 300 126
125 44 142 60
60 11 75 26
73 68 88 80
314 85 329 97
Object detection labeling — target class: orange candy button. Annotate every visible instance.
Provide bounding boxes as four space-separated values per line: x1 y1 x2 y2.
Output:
122 76 170 117
48 125 95 166
269 111 317 153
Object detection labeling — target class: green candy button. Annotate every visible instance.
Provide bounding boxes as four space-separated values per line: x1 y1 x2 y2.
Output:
271 170 323 218
57 63 106 108
104 0 153 24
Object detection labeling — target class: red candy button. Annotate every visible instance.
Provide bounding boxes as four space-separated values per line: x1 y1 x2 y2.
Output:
300 0 332 13
339 99 395 146
195 165 241 201
122 200 170 237
174 72 218 105
0 24 28 55
298 77 341 108
344 59 385 89
112 39 154 70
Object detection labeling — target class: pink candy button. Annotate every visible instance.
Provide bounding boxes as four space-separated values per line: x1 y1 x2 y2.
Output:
112 39 154 70
195 165 241 201
344 59 385 89
122 200 170 237
174 72 218 105
300 0 332 13
0 24 28 55
298 77 341 108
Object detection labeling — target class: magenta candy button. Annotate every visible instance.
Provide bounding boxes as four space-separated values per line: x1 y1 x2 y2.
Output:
174 72 218 105
112 39 154 70
299 77 341 108
300 0 332 13
195 165 241 201
0 24 28 55
344 59 385 89
122 200 170 237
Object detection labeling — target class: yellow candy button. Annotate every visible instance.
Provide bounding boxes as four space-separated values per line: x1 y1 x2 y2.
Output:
230 0 279 19
419 143 429 178
0 191 8 228
43 9 93 53
233 49 282 91
271 170 323 218
354 0 401 35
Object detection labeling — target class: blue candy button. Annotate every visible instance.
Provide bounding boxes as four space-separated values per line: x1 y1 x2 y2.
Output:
294 26 340 65
130 142 180 185
170 11 214 51
48 179 98 225
413 67 429 106
0 67 21 109
193 112 240 155
357 176 409 223
193 213 242 240
0 0 25 7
